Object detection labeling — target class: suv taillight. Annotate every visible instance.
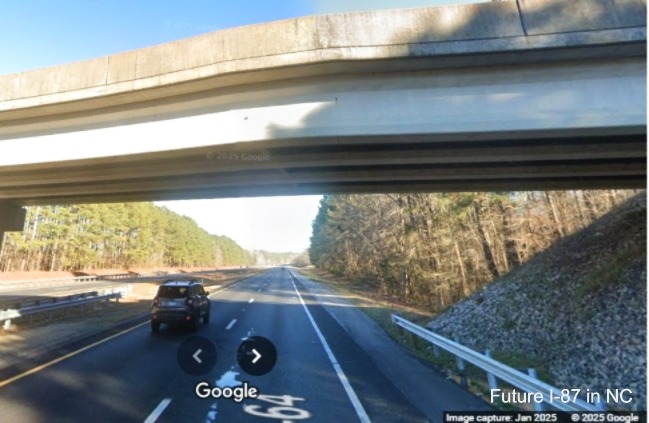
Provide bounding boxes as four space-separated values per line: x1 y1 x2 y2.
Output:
186 298 193 306
153 297 159 306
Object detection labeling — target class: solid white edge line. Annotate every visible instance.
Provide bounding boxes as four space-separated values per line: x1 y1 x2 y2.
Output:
289 273 371 423
143 398 172 423
226 319 237 330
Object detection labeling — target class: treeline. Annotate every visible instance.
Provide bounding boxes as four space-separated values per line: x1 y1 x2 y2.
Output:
0 203 255 272
253 250 298 266
290 250 311 268
310 190 639 310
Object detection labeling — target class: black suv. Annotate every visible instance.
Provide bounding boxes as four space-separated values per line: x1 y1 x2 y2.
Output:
151 280 211 332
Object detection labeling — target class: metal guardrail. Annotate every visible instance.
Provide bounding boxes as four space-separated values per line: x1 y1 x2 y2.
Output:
391 314 604 412
0 292 123 329
0 269 236 290
0 285 130 309
103 273 132 280
0 273 149 290
0 290 99 310
0 275 99 290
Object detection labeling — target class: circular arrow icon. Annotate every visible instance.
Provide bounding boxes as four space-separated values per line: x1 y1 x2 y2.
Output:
178 336 217 376
237 336 277 376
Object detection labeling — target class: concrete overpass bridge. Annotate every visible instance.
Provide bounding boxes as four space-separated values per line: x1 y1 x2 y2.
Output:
0 0 646 233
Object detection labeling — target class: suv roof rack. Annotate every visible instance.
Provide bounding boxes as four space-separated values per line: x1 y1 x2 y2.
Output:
162 278 200 284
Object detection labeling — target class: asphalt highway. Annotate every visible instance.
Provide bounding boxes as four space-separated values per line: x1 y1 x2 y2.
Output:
0 268 489 422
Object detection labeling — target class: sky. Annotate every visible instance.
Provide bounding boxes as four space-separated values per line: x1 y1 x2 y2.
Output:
155 197 323 252
2 0 481 252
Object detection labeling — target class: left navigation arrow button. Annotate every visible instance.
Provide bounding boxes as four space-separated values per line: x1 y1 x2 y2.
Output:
178 336 217 376
193 348 203 364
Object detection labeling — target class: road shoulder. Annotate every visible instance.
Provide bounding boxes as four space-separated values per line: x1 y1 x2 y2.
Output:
290 269 491 421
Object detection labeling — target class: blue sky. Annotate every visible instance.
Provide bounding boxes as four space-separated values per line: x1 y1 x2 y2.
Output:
2 0 480 252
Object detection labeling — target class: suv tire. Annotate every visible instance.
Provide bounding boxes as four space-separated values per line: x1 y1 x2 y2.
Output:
190 315 199 332
203 311 210 324
151 321 160 332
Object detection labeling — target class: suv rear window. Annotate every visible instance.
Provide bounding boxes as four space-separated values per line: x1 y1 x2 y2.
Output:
158 286 189 298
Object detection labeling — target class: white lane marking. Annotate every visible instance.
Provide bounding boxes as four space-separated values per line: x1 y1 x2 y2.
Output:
226 319 237 330
217 368 243 387
289 274 371 423
206 270 270 299
258 288 261 292
0 271 272 389
249 298 254 303
143 398 172 423
206 368 242 422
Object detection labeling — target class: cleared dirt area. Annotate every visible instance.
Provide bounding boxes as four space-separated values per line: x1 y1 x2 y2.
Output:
0 266 232 281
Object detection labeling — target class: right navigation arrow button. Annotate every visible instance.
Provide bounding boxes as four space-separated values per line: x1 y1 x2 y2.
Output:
237 336 277 376
251 348 262 364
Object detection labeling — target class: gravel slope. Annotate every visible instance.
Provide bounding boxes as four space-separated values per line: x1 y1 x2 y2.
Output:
429 193 647 411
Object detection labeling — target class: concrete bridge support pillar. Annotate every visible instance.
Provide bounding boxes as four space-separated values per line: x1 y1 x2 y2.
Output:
0 203 26 250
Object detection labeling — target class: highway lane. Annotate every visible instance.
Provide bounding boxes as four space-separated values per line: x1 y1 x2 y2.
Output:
156 268 377 422
0 268 488 422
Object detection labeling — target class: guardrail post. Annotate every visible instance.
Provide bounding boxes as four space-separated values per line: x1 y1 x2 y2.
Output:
411 330 421 348
390 314 601 412
454 337 468 389
527 368 544 411
393 315 405 339
432 345 441 357
485 350 498 391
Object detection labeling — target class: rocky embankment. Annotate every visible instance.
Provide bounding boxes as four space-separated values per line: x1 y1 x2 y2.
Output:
429 193 646 411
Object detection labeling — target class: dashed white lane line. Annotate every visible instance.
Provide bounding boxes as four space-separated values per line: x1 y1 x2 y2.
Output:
143 398 172 423
226 319 237 330
0 271 272 391
289 273 371 423
249 298 254 304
